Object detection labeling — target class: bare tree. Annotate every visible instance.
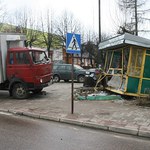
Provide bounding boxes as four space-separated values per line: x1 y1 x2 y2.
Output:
82 29 110 67
117 0 147 35
55 11 81 63
26 16 41 48
56 11 81 46
0 0 7 31
12 8 28 34
40 9 55 57
8 8 40 47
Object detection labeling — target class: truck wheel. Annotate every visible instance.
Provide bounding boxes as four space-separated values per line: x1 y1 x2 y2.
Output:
78 75 85 83
53 75 60 82
32 88 43 94
12 83 28 99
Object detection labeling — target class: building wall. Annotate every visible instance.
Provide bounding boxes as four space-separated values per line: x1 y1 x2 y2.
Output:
62 48 95 68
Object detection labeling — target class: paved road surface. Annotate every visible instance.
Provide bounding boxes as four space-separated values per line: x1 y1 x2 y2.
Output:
0 82 150 138
0 113 150 150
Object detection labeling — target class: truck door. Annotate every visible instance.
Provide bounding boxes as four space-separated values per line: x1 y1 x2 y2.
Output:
6 52 15 79
7 51 33 83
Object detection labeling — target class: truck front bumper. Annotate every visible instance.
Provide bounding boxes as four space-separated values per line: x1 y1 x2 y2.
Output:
27 78 53 90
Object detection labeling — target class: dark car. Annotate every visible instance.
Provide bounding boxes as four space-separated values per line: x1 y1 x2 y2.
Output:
83 68 102 87
53 64 86 83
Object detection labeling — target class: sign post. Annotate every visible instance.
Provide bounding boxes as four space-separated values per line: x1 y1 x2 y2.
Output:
66 33 81 114
71 54 74 114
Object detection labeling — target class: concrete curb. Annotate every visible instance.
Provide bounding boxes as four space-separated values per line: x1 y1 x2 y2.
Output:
23 112 40 119
108 126 138 136
139 130 150 138
83 122 108 130
60 118 83 126
40 115 60 122
0 109 150 138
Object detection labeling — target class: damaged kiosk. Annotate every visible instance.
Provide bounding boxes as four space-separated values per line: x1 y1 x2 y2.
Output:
99 33 150 97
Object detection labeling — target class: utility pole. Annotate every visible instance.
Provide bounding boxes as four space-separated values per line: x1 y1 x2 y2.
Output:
98 0 101 42
135 0 138 35
98 0 104 66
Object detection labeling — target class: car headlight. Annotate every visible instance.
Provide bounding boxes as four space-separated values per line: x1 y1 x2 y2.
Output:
86 71 90 75
90 73 94 77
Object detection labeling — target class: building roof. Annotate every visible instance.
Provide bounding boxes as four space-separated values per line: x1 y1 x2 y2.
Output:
99 33 150 50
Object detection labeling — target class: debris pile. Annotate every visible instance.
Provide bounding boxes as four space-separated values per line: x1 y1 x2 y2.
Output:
74 87 121 101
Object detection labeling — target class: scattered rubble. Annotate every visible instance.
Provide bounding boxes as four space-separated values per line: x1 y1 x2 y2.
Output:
74 87 121 101
74 87 150 107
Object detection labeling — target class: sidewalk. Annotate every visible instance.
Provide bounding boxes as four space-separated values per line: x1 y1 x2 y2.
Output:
0 83 150 138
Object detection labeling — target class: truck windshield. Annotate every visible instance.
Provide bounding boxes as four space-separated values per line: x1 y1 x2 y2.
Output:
29 51 49 64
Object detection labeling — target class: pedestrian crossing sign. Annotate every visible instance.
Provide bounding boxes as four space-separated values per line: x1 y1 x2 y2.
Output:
66 33 81 54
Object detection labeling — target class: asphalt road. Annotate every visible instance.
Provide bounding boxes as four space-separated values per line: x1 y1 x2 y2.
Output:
0 113 150 150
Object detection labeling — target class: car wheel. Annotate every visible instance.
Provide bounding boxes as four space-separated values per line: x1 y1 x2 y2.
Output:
77 75 85 83
12 83 29 99
53 75 60 82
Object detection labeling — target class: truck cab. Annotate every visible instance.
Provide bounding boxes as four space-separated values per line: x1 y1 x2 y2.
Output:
0 34 53 99
6 47 53 99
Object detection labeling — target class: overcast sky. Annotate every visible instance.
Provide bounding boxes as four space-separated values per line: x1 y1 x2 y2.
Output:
3 0 150 39
3 0 119 35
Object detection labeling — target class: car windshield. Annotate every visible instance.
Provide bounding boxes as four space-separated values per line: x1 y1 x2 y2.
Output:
29 50 49 64
74 65 84 70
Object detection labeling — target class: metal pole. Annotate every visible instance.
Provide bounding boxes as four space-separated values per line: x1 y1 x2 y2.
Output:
98 0 101 42
98 0 104 66
71 54 74 114
135 0 138 35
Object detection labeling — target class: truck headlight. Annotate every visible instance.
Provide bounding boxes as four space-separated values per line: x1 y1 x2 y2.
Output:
40 79 43 83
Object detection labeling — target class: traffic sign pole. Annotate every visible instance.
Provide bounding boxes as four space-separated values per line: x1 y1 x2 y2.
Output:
71 54 74 114
66 33 81 114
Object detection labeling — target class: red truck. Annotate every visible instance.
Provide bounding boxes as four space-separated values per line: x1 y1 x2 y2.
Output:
0 34 53 99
